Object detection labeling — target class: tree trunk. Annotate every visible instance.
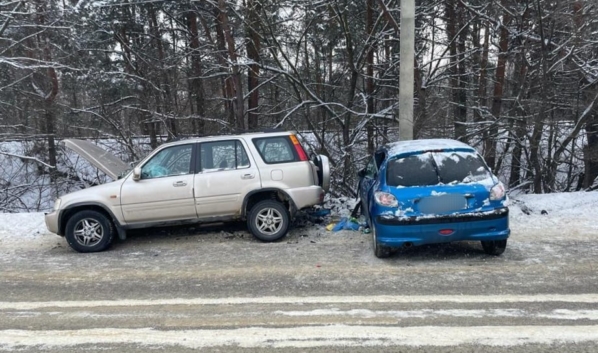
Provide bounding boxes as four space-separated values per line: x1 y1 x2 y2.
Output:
366 0 375 155
455 1 468 142
583 112 598 188
35 1 59 179
187 11 205 134
213 5 236 127
149 6 176 138
508 52 529 189
313 38 326 147
446 0 464 141
573 1 598 188
476 22 490 125
218 0 245 130
246 0 261 130
484 0 510 171
529 0 548 193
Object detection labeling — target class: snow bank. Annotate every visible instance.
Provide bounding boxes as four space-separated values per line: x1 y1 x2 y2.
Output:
510 192 598 231
0 192 596 252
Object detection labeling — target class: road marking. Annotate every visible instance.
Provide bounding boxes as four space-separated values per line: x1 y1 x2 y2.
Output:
4 308 598 322
275 308 598 320
1 325 598 349
1 294 598 310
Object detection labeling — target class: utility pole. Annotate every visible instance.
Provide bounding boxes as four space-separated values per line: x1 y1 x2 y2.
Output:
399 0 415 141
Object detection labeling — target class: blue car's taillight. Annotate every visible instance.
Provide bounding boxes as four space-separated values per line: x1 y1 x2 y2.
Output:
374 192 398 207
490 182 506 200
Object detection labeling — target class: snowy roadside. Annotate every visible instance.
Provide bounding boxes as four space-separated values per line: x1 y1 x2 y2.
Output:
0 192 596 252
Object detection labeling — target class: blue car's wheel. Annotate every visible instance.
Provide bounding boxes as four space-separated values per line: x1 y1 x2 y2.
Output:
371 222 391 258
481 239 507 256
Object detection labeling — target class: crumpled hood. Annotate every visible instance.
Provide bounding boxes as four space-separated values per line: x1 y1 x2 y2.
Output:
61 139 129 181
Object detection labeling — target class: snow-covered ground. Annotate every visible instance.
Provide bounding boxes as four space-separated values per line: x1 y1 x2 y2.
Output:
0 192 596 253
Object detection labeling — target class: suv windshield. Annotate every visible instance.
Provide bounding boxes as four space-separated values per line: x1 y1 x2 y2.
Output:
386 151 491 187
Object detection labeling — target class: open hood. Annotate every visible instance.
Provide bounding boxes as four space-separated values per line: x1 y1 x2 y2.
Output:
61 139 129 180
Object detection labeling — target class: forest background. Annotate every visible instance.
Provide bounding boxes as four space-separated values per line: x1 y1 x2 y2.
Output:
1 0 597 212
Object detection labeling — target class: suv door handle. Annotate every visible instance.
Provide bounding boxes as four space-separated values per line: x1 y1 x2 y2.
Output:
173 181 187 187
241 173 255 180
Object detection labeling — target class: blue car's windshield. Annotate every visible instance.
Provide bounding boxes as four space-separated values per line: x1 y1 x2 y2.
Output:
386 152 491 187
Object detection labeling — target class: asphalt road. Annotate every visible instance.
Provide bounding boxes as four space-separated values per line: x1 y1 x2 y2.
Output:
0 220 597 352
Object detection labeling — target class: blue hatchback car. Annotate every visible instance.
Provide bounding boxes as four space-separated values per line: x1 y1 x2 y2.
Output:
358 139 510 258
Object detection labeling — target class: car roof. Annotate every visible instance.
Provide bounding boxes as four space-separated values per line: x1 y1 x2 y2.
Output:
382 138 476 157
158 130 296 148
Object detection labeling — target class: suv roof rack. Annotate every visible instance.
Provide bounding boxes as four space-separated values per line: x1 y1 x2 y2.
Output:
233 127 287 135
185 128 288 139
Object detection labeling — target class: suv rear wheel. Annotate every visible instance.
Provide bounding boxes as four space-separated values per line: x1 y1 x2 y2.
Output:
65 210 114 253
248 200 290 242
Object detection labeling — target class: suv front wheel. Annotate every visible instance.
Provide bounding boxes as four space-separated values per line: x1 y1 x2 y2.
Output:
65 210 115 253
248 200 290 242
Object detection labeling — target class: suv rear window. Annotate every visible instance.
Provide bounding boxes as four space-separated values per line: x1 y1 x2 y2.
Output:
253 136 297 164
387 151 491 187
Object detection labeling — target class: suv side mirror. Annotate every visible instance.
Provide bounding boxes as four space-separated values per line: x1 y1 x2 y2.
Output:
357 169 366 178
132 167 142 181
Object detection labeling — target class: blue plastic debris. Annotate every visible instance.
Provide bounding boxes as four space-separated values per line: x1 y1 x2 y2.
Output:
310 209 331 217
331 217 360 232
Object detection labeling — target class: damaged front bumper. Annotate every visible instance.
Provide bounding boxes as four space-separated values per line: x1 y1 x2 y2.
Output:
44 211 60 235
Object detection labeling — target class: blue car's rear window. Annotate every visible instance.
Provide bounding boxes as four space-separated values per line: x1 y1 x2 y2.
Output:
387 152 490 187
387 154 438 187
435 152 491 184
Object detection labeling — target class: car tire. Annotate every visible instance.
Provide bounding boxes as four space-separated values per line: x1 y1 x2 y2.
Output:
65 210 115 253
481 239 507 256
371 223 391 258
248 200 290 242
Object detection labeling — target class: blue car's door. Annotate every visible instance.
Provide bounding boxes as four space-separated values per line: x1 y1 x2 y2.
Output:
359 157 379 221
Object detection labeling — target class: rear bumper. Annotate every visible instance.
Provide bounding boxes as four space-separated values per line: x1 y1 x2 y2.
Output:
373 208 510 247
286 185 325 210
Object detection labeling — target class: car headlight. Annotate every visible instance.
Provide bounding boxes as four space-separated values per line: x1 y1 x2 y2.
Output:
374 192 398 207
53 198 62 211
489 182 506 200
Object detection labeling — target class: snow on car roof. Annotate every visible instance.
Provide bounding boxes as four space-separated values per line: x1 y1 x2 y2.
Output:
384 139 475 156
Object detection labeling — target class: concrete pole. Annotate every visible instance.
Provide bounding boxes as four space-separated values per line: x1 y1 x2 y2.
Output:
399 0 415 141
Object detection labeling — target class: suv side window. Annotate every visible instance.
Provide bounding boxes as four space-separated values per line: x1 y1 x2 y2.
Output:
200 140 250 172
141 144 193 179
253 136 296 164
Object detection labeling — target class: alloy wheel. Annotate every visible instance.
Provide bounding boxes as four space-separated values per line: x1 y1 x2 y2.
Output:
73 218 104 247
255 207 284 236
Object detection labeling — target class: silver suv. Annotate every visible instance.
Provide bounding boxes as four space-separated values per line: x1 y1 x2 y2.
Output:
45 131 329 252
